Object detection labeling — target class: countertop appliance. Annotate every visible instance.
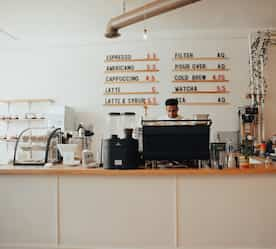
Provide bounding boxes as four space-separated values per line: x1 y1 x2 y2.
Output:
103 112 138 169
142 119 212 163
103 130 138 169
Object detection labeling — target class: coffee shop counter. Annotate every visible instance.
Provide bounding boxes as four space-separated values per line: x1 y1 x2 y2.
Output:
0 162 276 175
1 162 276 249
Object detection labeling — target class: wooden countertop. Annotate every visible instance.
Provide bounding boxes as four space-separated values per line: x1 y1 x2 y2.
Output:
1 165 276 176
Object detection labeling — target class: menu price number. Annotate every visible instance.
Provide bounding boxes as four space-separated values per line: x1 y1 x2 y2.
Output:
176 97 186 104
217 97 226 103
146 53 157 60
217 52 226 58
217 64 226 69
212 75 225 81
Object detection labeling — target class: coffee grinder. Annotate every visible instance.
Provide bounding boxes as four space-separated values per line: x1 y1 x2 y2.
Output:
103 112 139 169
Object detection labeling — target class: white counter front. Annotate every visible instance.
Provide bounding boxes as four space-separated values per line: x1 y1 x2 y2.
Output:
0 167 276 249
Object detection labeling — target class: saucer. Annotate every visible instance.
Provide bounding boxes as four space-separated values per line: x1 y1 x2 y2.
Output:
64 160 80 166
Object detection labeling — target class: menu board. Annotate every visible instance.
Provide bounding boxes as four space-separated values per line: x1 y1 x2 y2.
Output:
103 53 160 106
103 51 230 108
171 51 230 106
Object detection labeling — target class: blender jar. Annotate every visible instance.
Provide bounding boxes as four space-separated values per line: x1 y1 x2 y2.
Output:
106 112 122 138
123 112 136 129
122 112 136 138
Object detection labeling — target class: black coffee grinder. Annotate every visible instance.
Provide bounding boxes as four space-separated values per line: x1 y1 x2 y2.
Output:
103 112 139 169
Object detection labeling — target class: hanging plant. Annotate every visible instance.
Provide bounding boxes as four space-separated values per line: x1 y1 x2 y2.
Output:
248 31 272 106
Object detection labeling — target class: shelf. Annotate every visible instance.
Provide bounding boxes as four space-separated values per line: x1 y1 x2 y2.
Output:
0 138 17 142
105 81 160 84
104 92 159 95
21 145 46 152
173 57 229 61
104 69 160 73
0 99 54 104
0 136 47 143
0 118 47 122
173 69 230 72
179 102 230 106
103 104 159 106
172 80 229 83
105 58 160 63
172 91 230 94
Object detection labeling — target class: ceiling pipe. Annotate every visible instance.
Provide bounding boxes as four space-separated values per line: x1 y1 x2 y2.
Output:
105 0 201 38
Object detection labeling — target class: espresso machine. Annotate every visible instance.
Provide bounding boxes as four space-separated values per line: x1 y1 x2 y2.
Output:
103 112 139 169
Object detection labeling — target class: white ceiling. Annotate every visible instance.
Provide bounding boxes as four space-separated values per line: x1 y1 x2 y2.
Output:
0 0 276 42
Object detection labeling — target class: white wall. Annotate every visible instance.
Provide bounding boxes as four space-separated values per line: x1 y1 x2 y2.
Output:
0 31 250 156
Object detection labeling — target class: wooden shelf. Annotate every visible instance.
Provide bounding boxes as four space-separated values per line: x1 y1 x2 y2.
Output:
105 69 160 74
0 136 48 143
172 80 229 83
103 104 158 106
0 99 54 104
173 57 229 61
0 118 47 122
105 81 160 84
173 68 230 72
105 58 160 63
179 102 230 106
172 91 230 94
104 92 159 95
0 138 17 142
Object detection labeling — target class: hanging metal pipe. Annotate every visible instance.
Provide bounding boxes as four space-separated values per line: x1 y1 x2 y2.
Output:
105 0 201 38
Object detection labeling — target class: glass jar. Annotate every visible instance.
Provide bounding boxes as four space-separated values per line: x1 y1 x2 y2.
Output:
122 112 137 138
105 112 122 138
210 143 226 169
123 112 136 130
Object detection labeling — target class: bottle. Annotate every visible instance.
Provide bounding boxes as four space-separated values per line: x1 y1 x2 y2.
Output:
260 141 266 157
227 150 236 168
265 156 272 168
77 123 85 137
